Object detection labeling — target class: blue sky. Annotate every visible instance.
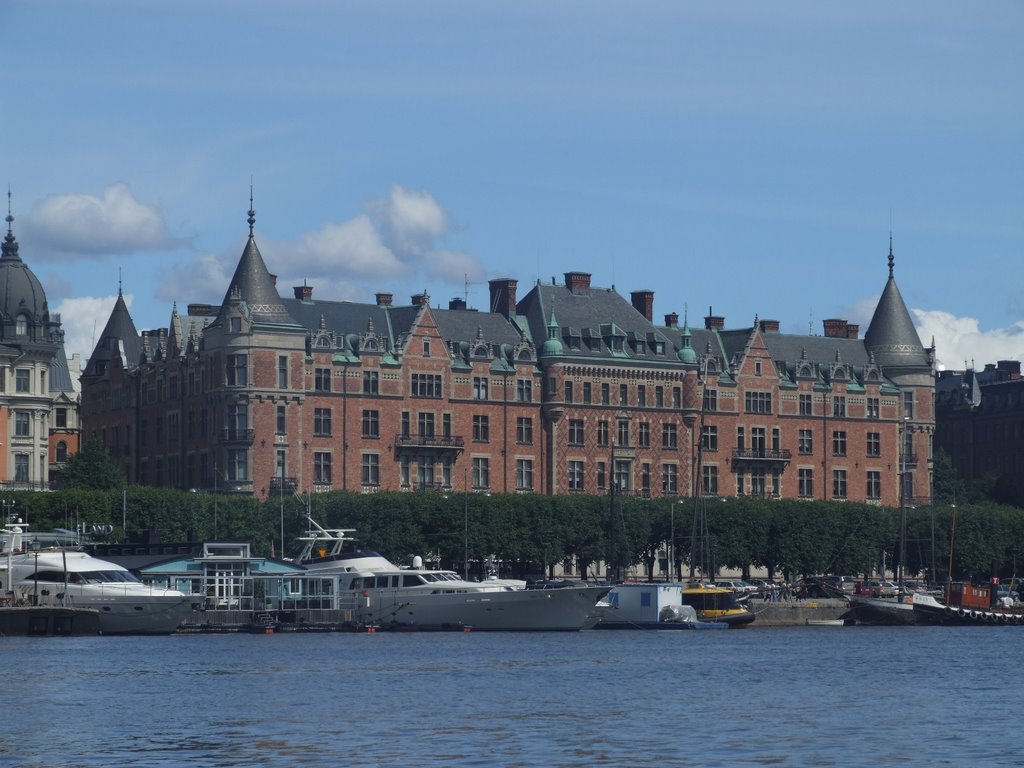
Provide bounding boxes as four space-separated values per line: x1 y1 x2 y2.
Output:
2 1 1022 370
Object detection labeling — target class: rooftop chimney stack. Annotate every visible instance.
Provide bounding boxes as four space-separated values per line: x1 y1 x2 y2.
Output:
375 292 393 307
630 290 654 322
564 271 592 294
488 278 518 318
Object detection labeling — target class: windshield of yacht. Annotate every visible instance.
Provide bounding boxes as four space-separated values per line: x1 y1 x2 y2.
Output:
28 569 141 584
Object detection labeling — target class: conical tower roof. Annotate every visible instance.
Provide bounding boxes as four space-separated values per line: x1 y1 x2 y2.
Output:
864 239 929 370
216 197 295 326
83 287 142 376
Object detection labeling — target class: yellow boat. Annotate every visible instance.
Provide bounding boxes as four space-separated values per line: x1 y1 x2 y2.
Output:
682 581 756 627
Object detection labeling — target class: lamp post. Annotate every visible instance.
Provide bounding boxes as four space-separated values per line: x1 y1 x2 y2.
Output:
669 500 676 583
463 467 469 580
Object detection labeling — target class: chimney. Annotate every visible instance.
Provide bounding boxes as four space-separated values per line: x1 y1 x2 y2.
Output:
411 292 429 307
630 290 654 322
846 323 859 339
187 303 215 316
293 284 313 301
759 319 780 333
704 306 724 331
564 271 592 294
375 292 393 307
449 297 467 311
823 319 848 338
269 273 277 286
664 312 679 328
488 278 518 318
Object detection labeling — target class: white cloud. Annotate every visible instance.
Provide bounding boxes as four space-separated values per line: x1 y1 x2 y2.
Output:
55 293 132 362
913 309 1024 371
272 215 405 277
23 184 178 260
368 184 449 259
155 253 233 305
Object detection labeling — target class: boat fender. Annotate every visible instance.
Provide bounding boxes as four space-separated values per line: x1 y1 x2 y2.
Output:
945 605 953 614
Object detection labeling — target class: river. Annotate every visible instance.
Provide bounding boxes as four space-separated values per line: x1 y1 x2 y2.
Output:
2 626 1019 767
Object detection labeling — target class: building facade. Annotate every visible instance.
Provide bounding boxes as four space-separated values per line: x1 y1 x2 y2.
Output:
0 198 81 489
935 359 1024 506
81 205 935 506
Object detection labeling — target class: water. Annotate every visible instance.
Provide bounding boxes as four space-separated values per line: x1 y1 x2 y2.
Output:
2 626 1021 768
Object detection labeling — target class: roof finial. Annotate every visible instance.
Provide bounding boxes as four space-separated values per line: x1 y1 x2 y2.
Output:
887 231 895 278
118 266 123 297
5 186 12 233
247 181 255 237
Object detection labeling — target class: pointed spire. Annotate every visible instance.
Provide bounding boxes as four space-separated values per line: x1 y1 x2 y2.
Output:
2 187 21 262
247 183 255 238
887 232 895 278
865 236 928 370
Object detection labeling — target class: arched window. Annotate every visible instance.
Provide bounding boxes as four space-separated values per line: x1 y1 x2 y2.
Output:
16 314 28 335
56 441 68 462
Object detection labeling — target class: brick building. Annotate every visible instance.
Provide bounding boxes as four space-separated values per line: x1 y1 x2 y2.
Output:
935 359 1024 506
0 196 81 489
81 205 934 506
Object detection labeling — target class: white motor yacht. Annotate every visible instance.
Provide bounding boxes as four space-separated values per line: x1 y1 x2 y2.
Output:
295 517 608 631
1 520 196 635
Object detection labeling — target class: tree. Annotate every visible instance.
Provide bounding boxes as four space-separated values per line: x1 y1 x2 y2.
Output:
56 438 125 490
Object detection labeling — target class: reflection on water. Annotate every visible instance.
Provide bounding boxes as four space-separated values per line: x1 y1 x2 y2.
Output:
3 628 1021 767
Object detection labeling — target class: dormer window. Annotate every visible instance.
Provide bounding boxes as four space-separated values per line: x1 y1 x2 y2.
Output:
230 316 242 333
16 314 28 335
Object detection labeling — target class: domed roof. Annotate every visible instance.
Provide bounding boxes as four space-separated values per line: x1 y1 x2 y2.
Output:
0 201 50 331
540 311 564 356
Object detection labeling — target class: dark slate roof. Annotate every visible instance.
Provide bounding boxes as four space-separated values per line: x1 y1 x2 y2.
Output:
864 246 928 369
0 208 49 330
217 235 296 326
49 338 76 392
518 280 673 364
432 307 526 349
83 290 142 376
283 298 395 346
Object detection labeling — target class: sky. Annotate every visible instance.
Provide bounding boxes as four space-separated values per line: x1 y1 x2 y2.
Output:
2 1 1022 371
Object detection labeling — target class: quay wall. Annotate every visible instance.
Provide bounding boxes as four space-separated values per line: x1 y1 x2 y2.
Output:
746 598 849 627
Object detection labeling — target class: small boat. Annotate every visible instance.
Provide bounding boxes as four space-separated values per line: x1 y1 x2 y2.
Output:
293 517 609 631
912 583 1024 626
682 581 756 627
0 605 100 636
596 583 726 630
845 588 918 626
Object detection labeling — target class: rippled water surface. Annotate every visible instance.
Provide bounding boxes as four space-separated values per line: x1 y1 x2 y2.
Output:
3 626 1021 767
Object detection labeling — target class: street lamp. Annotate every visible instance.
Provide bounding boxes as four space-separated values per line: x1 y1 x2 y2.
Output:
463 467 469 580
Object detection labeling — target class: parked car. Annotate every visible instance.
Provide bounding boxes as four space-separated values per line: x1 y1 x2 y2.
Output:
714 579 758 594
861 579 898 598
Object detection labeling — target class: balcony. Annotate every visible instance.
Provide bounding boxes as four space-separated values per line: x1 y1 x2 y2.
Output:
269 476 298 493
222 428 255 444
394 434 465 454
731 448 792 466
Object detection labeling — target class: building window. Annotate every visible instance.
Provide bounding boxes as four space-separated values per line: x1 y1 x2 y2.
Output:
55 408 68 429
226 354 247 386
16 369 30 393
903 391 915 420
736 471 745 496
703 388 717 412
422 337 431 357
516 417 533 445
867 397 880 420
619 384 628 406
400 412 410 437
363 370 379 394
314 408 332 437
798 429 813 455
568 419 584 446
417 458 435 489
832 469 848 499
472 457 490 490
672 387 681 408
596 461 606 491
400 456 410 487
655 386 664 408
14 412 30 437
750 468 766 497
601 383 610 405
867 470 881 500
230 316 242 333
867 432 881 457
473 377 489 400
614 460 631 492
14 454 28 483
799 468 813 498
701 425 718 452
637 385 647 407
314 452 333 485
597 420 609 447
638 422 650 448
516 380 532 403
411 373 442 398
641 463 651 494
568 460 584 491
616 419 630 447
472 415 489 442
662 422 678 449
702 465 719 495
515 459 533 491
833 396 846 418
55 440 68 462
564 381 574 404
795 394 811 416
278 356 288 389
662 463 678 495
15 314 28 336
442 457 453 488
582 382 592 404
362 410 380 438
314 368 331 392
276 405 286 435
227 449 248 481
744 391 772 414
832 431 847 456
361 453 379 486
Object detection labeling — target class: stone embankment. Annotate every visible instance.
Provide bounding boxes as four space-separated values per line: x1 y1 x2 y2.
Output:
747 598 849 627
